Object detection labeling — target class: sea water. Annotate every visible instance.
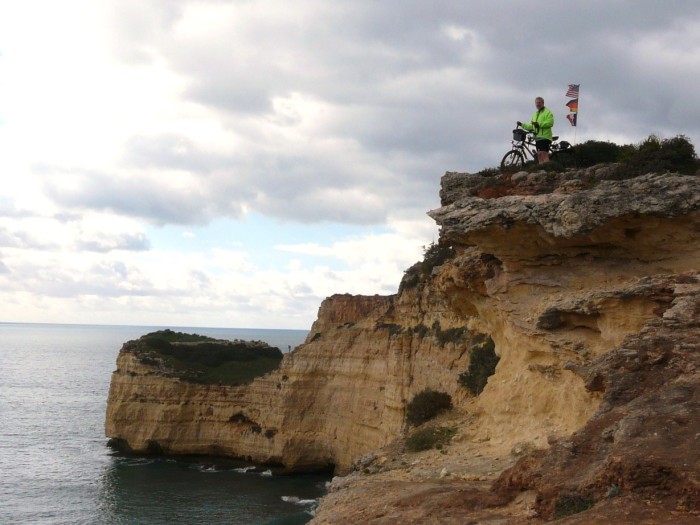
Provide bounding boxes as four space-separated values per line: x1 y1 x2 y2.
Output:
0 323 328 525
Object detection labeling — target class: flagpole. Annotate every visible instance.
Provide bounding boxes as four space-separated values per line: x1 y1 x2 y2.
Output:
565 84 580 145
575 89 579 145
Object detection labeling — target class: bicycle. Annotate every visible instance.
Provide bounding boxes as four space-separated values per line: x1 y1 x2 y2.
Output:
500 127 570 169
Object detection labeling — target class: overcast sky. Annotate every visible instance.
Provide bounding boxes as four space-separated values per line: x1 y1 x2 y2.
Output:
0 1 698 329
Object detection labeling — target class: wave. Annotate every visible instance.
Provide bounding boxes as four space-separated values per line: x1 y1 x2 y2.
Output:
118 458 155 467
260 469 273 477
233 466 256 473
190 464 219 473
281 496 317 506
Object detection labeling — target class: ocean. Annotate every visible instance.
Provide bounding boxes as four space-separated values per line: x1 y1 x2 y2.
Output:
0 323 329 525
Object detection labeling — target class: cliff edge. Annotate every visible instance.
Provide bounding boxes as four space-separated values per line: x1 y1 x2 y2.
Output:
106 167 700 523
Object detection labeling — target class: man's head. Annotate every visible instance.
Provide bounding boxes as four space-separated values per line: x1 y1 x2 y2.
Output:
535 97 545 109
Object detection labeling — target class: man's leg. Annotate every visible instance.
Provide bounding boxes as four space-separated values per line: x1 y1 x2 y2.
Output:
536 140 550 163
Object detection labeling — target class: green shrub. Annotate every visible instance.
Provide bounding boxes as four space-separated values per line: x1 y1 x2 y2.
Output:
143 336 173 352
144 329 216 343
146 340 283 367
412 324 429 338
498 134 698 176
405 426 457 452
406 389 452 427
612 134 699 178
458 337 499 396
436 327 469 346
567 140 630 168
376 323 403 336
135 331 284 386
421 242 455 274
398 263 421 292
399 243 455 293
553 494 594 519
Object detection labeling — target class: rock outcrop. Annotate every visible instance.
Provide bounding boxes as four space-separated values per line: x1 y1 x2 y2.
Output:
106 168 700 523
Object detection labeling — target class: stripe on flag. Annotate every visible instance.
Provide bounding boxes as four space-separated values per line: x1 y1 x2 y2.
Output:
566 99 579 112
566 84 580 98
566 113 577 127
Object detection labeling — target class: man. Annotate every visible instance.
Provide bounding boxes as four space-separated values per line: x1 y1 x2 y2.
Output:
517 97 554 163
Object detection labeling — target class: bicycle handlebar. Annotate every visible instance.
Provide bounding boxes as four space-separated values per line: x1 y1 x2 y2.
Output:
514 125 560 143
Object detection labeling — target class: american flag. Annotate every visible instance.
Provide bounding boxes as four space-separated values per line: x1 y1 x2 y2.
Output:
566 84 580 98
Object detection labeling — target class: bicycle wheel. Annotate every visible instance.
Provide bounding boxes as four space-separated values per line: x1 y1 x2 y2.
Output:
500 149 525 170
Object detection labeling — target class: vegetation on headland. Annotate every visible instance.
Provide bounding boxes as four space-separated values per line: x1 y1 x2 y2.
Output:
493 133 699 176
129 329 283 386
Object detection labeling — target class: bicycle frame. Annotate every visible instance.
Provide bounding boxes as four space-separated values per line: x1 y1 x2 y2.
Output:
500 128 568 170
512 131 540 161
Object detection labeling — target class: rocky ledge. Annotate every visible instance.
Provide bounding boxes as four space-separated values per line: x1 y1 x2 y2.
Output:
432 170 700 239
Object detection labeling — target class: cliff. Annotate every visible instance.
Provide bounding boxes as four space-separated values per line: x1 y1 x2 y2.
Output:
106 167 700 523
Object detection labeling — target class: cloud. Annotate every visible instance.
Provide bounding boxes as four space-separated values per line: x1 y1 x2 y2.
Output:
0 212 431 327
23 1 700 230
2 1 700 327
38 166 232 225
75 232 150 253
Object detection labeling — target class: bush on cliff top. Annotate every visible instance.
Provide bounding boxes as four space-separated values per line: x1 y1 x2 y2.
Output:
406 389 452 427
143 329 217 343
399 241 455 293
508 134 699 175
612 134 699 178
551 139 633 169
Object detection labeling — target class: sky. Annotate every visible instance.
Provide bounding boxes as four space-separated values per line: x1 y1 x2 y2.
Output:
0 1 699 329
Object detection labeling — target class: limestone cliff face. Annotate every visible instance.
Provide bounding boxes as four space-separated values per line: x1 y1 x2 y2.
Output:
106 169 700 488
425 171 700 452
